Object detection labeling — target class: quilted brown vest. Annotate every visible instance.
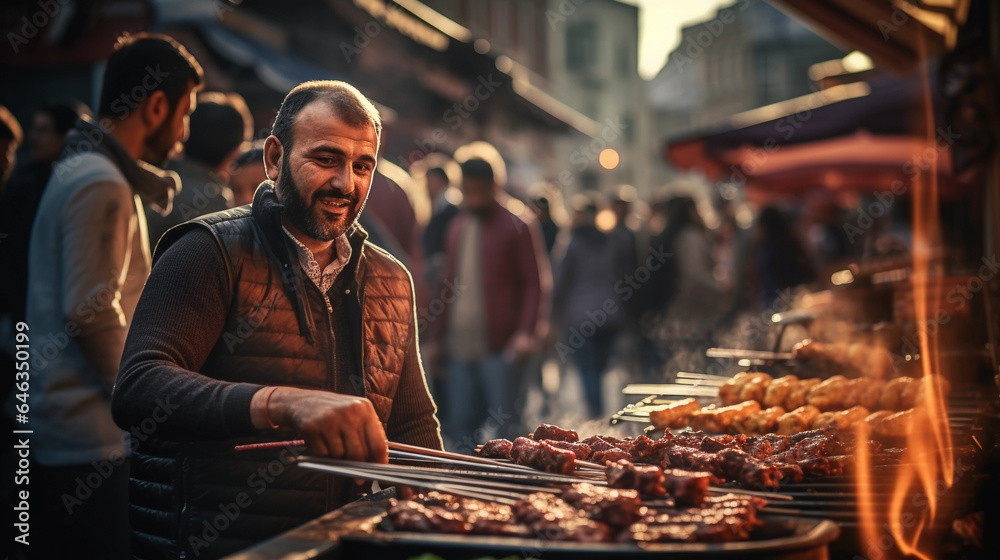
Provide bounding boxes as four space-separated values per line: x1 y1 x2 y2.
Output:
129 185 415 559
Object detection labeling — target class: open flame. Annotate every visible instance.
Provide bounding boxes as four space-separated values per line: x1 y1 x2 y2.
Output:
858 35 955 560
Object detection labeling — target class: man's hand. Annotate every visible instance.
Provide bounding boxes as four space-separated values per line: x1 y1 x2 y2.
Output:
250 387 388 463
503 331 536 363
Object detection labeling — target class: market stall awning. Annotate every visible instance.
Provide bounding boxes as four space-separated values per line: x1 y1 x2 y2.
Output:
706 131 959 201
770 0 971 75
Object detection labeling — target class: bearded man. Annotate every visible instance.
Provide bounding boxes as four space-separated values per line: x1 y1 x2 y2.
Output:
112 80 442 560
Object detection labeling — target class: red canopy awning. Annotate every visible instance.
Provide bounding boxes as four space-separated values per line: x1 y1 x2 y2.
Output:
671 131 961 202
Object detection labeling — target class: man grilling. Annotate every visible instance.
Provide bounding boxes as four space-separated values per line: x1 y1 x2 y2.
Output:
112 80 442 559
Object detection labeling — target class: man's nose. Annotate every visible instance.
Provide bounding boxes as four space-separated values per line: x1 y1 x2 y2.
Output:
328 166 355 192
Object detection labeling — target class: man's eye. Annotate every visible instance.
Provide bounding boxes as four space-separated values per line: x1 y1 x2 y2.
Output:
317 157 334 165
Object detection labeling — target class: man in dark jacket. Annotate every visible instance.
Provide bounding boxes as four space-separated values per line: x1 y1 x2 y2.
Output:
112 80 442 559
430 144 550 451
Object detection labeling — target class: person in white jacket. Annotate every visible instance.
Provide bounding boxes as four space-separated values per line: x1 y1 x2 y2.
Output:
17 33 202 560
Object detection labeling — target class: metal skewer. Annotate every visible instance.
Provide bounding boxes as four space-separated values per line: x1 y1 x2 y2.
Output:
296 458 522 505
705 348 794 361
306 458 562 494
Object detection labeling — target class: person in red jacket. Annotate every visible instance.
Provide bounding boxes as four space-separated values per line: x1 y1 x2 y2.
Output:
430 143 551 452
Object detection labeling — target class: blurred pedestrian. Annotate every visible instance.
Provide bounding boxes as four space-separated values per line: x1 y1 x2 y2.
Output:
228 144 266 206
610 184 641 272
551 192 630 418
527 181 567 257
756 206 816 309
0 105 21 189
15 33 202 560
641 197 723 378
144 91 252 250
0 100 91 329
430 143 551 450
420 155 461 291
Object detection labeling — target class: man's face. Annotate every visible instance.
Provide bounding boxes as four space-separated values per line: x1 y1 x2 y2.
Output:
144 82 197 167
426 173 447 199
29 112 63 163
273 100 378 242
460 176 495 215
230 160 267 207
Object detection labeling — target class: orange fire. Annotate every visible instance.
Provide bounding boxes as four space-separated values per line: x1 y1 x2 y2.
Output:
857 35 955 560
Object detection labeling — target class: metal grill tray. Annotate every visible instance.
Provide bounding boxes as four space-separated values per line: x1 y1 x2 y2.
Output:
339 492 838 560
226 488 839 559
342 515 839 559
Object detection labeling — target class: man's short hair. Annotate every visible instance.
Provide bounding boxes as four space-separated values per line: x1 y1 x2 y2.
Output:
453 141 506 187
426 166 449 184
233 146 264 170
38 99 91 135
184 92 253 168
459 158 495 183
98 33 204 120
270 80 382 151
0 105 22 143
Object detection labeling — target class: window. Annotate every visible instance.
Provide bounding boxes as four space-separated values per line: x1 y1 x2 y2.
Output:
617 42 630 78
566 21 597 74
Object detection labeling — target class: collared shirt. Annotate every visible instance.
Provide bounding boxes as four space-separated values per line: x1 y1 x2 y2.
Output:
282 226 352 294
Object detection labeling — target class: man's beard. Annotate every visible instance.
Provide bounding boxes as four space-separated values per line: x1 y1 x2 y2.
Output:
143 113 176 168
278 157 363 242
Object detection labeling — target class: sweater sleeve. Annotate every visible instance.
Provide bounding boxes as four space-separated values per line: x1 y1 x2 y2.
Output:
111 227 263 440
386 269 444 450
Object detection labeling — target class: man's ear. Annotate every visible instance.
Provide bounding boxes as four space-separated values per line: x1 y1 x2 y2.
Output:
263 135 282 183
142 90 171 130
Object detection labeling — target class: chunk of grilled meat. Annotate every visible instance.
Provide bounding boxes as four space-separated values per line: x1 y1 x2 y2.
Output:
606 459 667 497
532 423 579 443
649 398 702 430
542 439 592 460
513 492 613 542
561 483 643 528
624 493 766 543
510 437 576 475
478 438 513 460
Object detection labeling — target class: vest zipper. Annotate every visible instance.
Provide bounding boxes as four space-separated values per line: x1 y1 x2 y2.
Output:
319 291 337 512
322 293 337 393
